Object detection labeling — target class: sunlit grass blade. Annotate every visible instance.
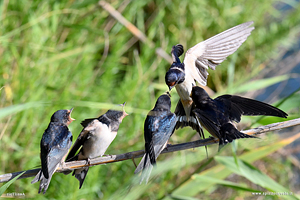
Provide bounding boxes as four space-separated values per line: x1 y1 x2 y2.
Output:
0 102 47 120
192 175 261 193
226 75 290 94
69 100 149 114
215 156 297 200
0 171 25 196
165 132 300 199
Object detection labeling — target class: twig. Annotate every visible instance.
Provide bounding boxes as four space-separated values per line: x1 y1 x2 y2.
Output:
98 0 173 64
0 118 299 183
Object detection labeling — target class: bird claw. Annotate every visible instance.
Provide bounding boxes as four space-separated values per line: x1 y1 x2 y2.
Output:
86 158 91 165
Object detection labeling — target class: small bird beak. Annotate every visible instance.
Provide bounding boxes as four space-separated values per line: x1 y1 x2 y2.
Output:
69 108 75 121
167 81 176 91
166 91 171 97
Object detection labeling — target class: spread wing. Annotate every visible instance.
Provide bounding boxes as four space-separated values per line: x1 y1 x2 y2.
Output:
183 21 254 86
215 95 288 123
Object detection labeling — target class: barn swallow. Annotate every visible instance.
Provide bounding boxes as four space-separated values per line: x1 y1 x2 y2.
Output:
165 22 255 136
31 109 74 194
191 86 288 149
134 93 176 183
66 103 128 189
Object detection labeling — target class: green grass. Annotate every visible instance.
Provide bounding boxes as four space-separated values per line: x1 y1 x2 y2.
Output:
0 0 300 199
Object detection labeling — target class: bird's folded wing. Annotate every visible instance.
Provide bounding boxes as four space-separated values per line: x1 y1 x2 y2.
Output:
47 131 72 177
80 118 97 128
66 129 88 161
183 21 254 86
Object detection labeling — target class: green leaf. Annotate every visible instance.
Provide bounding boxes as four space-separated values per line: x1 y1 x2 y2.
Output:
192 175 261 193
0 102 46 120
166 133 300 199
0 171 25 196
215 156 295 198
226 75 290 93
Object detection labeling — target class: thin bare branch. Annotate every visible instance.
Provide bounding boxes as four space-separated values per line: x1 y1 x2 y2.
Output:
0 118 299 184
98 0 173 64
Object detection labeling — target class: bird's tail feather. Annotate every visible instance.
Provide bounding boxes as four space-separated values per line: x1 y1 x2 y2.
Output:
139 164 153 184
218 123 256 151
134 154 150 174
31 170 51 194
31 170 42 184
73 167 89 189
134 153 154 184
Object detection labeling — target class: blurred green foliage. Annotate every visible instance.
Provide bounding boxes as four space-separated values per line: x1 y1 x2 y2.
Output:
0 0 300 199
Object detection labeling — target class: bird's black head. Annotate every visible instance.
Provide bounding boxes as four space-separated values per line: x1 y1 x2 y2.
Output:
165 44 186 90
165 64 185 90
51 108 75 125
191 86 210 102
153 94 171 111
104 102 128 122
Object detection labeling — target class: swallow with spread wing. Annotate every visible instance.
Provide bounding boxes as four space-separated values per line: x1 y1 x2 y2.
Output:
31 109 74 194
165 21 255 136
134 93 176 184
191 86 288 149
66 103 128 189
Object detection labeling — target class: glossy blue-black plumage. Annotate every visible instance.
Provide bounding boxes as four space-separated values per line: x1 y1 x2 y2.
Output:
165 45 185 90
135 94 176 183
32 109 73 194
191 86 288 147
40 123 72 179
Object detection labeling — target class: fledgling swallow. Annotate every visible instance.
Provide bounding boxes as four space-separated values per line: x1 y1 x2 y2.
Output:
134 93 176 183
165 22 255 136
31 109 74 194
191 86 288 149
66 103 128 189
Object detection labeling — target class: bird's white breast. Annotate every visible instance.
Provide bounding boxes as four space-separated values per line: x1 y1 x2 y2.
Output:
79 122 117 159
175 75 194 101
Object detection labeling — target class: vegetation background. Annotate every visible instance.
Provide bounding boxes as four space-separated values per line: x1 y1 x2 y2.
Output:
0 0 300 199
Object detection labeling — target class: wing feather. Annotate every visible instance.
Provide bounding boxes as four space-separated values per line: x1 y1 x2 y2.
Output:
184 21 254 86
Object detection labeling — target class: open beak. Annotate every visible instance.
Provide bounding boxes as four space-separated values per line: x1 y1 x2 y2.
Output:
69 108 75 121
168 86 173 91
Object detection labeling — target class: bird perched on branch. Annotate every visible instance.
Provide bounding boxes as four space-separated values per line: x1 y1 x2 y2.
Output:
66 103 128 189
191 86 288 150
134 93 176 183
165 21 255 137
31 109 74 194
